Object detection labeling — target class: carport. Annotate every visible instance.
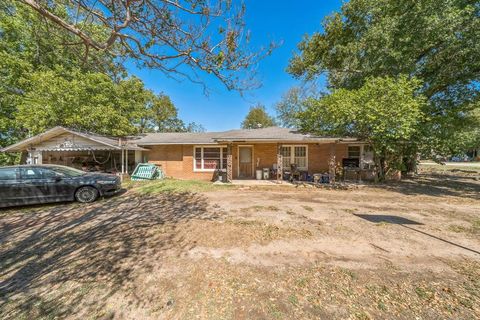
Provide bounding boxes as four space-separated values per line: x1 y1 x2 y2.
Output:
0 126 147 175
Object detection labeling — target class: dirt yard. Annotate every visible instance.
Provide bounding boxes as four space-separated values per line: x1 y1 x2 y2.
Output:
0 174 479 319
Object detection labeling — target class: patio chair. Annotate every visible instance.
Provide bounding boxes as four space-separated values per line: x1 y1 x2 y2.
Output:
290 163 301 181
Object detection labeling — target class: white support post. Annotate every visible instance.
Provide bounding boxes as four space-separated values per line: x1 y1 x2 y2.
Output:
134 150 142 165
121 148 125 175
125 149 129 175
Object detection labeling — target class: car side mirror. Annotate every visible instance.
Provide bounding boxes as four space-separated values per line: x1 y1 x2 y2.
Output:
54 176 62 182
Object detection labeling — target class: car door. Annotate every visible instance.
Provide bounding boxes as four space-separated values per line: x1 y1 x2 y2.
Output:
21 167 76 203
20 167 58 204
43 168 76 200
0 167 22 207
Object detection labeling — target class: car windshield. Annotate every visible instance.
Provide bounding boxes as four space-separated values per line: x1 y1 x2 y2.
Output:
50 166 85 177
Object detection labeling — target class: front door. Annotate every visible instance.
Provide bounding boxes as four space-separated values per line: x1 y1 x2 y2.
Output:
238 146 253 178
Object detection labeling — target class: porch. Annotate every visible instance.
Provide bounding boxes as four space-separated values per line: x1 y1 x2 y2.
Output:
230 179 294 186
221 142 347 183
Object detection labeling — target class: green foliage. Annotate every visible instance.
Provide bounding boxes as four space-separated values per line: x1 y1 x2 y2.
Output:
16 69 139 136
299 76 426 178
0 1 203 164
241 104 277 129
288 0 480 157
275 87 307 129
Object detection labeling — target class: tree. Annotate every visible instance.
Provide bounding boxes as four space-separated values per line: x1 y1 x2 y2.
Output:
16 69 140 136
275 87 314 129
241 104 276 129
0 2 206 165
1 1 127 164
14 69 204 136
299 76 426 180
146 94 178 132
288 0 480 159
18 0 274 92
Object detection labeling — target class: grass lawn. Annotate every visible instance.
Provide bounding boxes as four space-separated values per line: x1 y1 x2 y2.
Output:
0 173 479 319
124 178 235 194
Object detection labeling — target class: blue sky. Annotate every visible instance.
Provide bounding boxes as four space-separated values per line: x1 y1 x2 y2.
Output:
127 1 343 131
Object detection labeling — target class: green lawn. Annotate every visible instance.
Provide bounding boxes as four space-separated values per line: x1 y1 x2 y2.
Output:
125 178 235 194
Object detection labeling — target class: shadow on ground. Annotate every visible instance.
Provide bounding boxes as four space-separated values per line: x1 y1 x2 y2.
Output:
376 174 480 200
354 214 423 225
0 191 217 318
354 214 480 256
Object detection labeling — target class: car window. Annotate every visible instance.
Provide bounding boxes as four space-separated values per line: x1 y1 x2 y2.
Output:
0 168 19 181
50 166 85 177
22 168 57 179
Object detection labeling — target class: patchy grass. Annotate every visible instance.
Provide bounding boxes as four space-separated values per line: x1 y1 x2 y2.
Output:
1 173 479 319
126 178 234 194
418 162 480 175
177 218 313 247
448 220 480 235
240 205 280 213
302 205 314 212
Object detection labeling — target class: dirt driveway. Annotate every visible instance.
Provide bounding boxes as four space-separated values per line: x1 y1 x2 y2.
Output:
0 174 479 319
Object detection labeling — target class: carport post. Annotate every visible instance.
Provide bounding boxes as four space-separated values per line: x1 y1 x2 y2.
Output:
125 148 129 175
121 147 125 175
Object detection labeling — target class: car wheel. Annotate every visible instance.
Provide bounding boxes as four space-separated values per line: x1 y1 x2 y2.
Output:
75 186 99 203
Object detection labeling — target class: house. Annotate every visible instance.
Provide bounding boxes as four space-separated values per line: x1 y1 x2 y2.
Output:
1 126 373 181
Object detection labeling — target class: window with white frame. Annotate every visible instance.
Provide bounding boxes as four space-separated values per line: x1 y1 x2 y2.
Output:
280 145 308 170
194 146 227 171
348 146 361 159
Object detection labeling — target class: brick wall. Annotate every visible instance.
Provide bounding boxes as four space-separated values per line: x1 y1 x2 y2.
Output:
147 145 214 181
232 143 277 178
146 142 350 181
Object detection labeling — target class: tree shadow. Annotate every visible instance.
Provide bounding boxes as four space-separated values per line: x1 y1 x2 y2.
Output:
354 214 480 256
375 174 480 200
353 214 423 225
0 191 219 318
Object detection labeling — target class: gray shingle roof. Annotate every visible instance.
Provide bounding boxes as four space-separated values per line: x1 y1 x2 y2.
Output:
134 127 357 145
132 131 223 145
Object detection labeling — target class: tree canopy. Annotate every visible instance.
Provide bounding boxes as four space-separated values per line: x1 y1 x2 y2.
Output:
18 0 273 92
0 1 205 165
241 104 276 129
300 76 426 179
287 0 480 160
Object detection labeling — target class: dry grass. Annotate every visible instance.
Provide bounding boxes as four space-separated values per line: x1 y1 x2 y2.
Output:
1 173 479 319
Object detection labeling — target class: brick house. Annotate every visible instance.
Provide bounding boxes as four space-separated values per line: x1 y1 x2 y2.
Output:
2 126 372 181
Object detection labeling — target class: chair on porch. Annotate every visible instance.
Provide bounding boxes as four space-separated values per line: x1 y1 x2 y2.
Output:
290 163 301 181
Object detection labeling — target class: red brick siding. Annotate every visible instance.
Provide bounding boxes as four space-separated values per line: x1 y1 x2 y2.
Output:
146 143 350 180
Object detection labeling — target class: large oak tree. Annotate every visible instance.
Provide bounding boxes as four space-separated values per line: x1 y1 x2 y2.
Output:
18 0 273 92
288 0 480 159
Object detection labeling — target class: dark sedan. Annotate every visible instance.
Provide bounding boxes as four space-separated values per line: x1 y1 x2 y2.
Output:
0 165 122 208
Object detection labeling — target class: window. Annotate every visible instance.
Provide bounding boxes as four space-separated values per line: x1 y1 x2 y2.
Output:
280 145 308 170
51 166 85 177
194 146 227 171
0 168 19 181
348 146 361 159
22 167 58 179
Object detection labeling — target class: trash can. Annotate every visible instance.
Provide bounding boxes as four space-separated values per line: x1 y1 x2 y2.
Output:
262 168 270 180
256 169 263 180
